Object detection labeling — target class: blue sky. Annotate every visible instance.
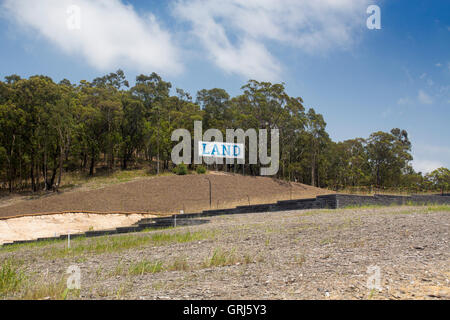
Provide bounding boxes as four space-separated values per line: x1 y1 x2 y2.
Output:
0 0 449 173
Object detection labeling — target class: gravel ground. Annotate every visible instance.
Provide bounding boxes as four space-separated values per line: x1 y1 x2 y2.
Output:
1 206 448 300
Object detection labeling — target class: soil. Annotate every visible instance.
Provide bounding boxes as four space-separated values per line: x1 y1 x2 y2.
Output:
0 173 332 218
0 213 156 245
1 206 448 300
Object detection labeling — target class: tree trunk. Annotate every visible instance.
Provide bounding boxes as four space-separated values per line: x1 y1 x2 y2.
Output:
56 145 64 192
30 157 36 192
89 149 95 176
36 157 41 191
311 153 316 187
49 167 57 190
8 160 12 193
43 148 48 191
82 152 87 170
122 155 128 170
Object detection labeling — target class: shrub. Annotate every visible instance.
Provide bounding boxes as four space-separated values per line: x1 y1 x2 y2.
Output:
174 163 188 175
196 165 207 174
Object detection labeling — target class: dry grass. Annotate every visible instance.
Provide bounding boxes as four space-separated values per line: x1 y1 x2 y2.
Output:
20 278 76 300
128 260 164 276
167 256 190 271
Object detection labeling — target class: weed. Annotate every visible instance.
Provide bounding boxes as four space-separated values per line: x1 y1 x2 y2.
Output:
0 259 25 297
167 256 190 271
320 238 334 246
20 279 69 300
128 260 163 276
294 254 306 267
202 248 238 268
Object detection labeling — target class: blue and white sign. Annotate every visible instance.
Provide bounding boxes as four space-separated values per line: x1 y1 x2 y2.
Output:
199 141 244 159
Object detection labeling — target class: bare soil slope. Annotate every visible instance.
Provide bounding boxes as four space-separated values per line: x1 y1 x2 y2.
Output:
0 173 332 218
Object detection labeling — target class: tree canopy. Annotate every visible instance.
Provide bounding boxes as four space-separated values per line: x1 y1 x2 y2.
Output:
0 71 447 193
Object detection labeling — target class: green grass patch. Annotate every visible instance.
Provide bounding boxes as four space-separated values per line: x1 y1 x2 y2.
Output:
378 204 450 215
128 260 164 276
300 209 335 216
61 169 154 189
0 236 85 253
140 226 174 233
426 205 450 212
20 278 76 300
202 248 239 268
43 230 216 259
342 204 394 209
343 202 450 210
0 259 25 298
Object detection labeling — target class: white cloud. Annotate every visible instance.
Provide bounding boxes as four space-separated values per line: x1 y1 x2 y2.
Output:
435 62 442 67
418 90 433 104
1 0 182 75
173 0 370 80
419 73 434 86
412 144 450 173
397 97 410 105
412 160 443 174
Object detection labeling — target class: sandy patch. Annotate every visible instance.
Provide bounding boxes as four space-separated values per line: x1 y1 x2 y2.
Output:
0 213 155 245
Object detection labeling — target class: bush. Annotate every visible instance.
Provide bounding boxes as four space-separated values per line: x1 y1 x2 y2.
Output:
196 165 206 174
174 163 188 175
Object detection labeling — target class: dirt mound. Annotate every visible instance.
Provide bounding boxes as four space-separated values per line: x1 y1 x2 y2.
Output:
0 213 156 245
0 173 332 218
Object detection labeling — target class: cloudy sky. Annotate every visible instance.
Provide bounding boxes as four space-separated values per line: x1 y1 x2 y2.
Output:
0 0 449 173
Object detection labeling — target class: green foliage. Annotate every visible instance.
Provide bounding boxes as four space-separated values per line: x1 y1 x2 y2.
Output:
426 168 450 194
174 162 188 175
196 165 207 174
202 248 238 268
0 72 446 194
0 259 25 297
128 260 163 275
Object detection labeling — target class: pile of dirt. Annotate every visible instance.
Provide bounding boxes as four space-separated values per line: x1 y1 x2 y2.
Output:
0 213 156 245
0 173 332 218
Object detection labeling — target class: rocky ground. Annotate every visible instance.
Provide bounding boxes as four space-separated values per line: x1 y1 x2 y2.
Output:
1 205 448 300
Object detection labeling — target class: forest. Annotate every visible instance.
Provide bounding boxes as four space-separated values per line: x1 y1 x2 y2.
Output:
0 70 448 193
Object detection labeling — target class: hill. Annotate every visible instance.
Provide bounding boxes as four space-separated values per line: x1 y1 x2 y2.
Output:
0 172 332 218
